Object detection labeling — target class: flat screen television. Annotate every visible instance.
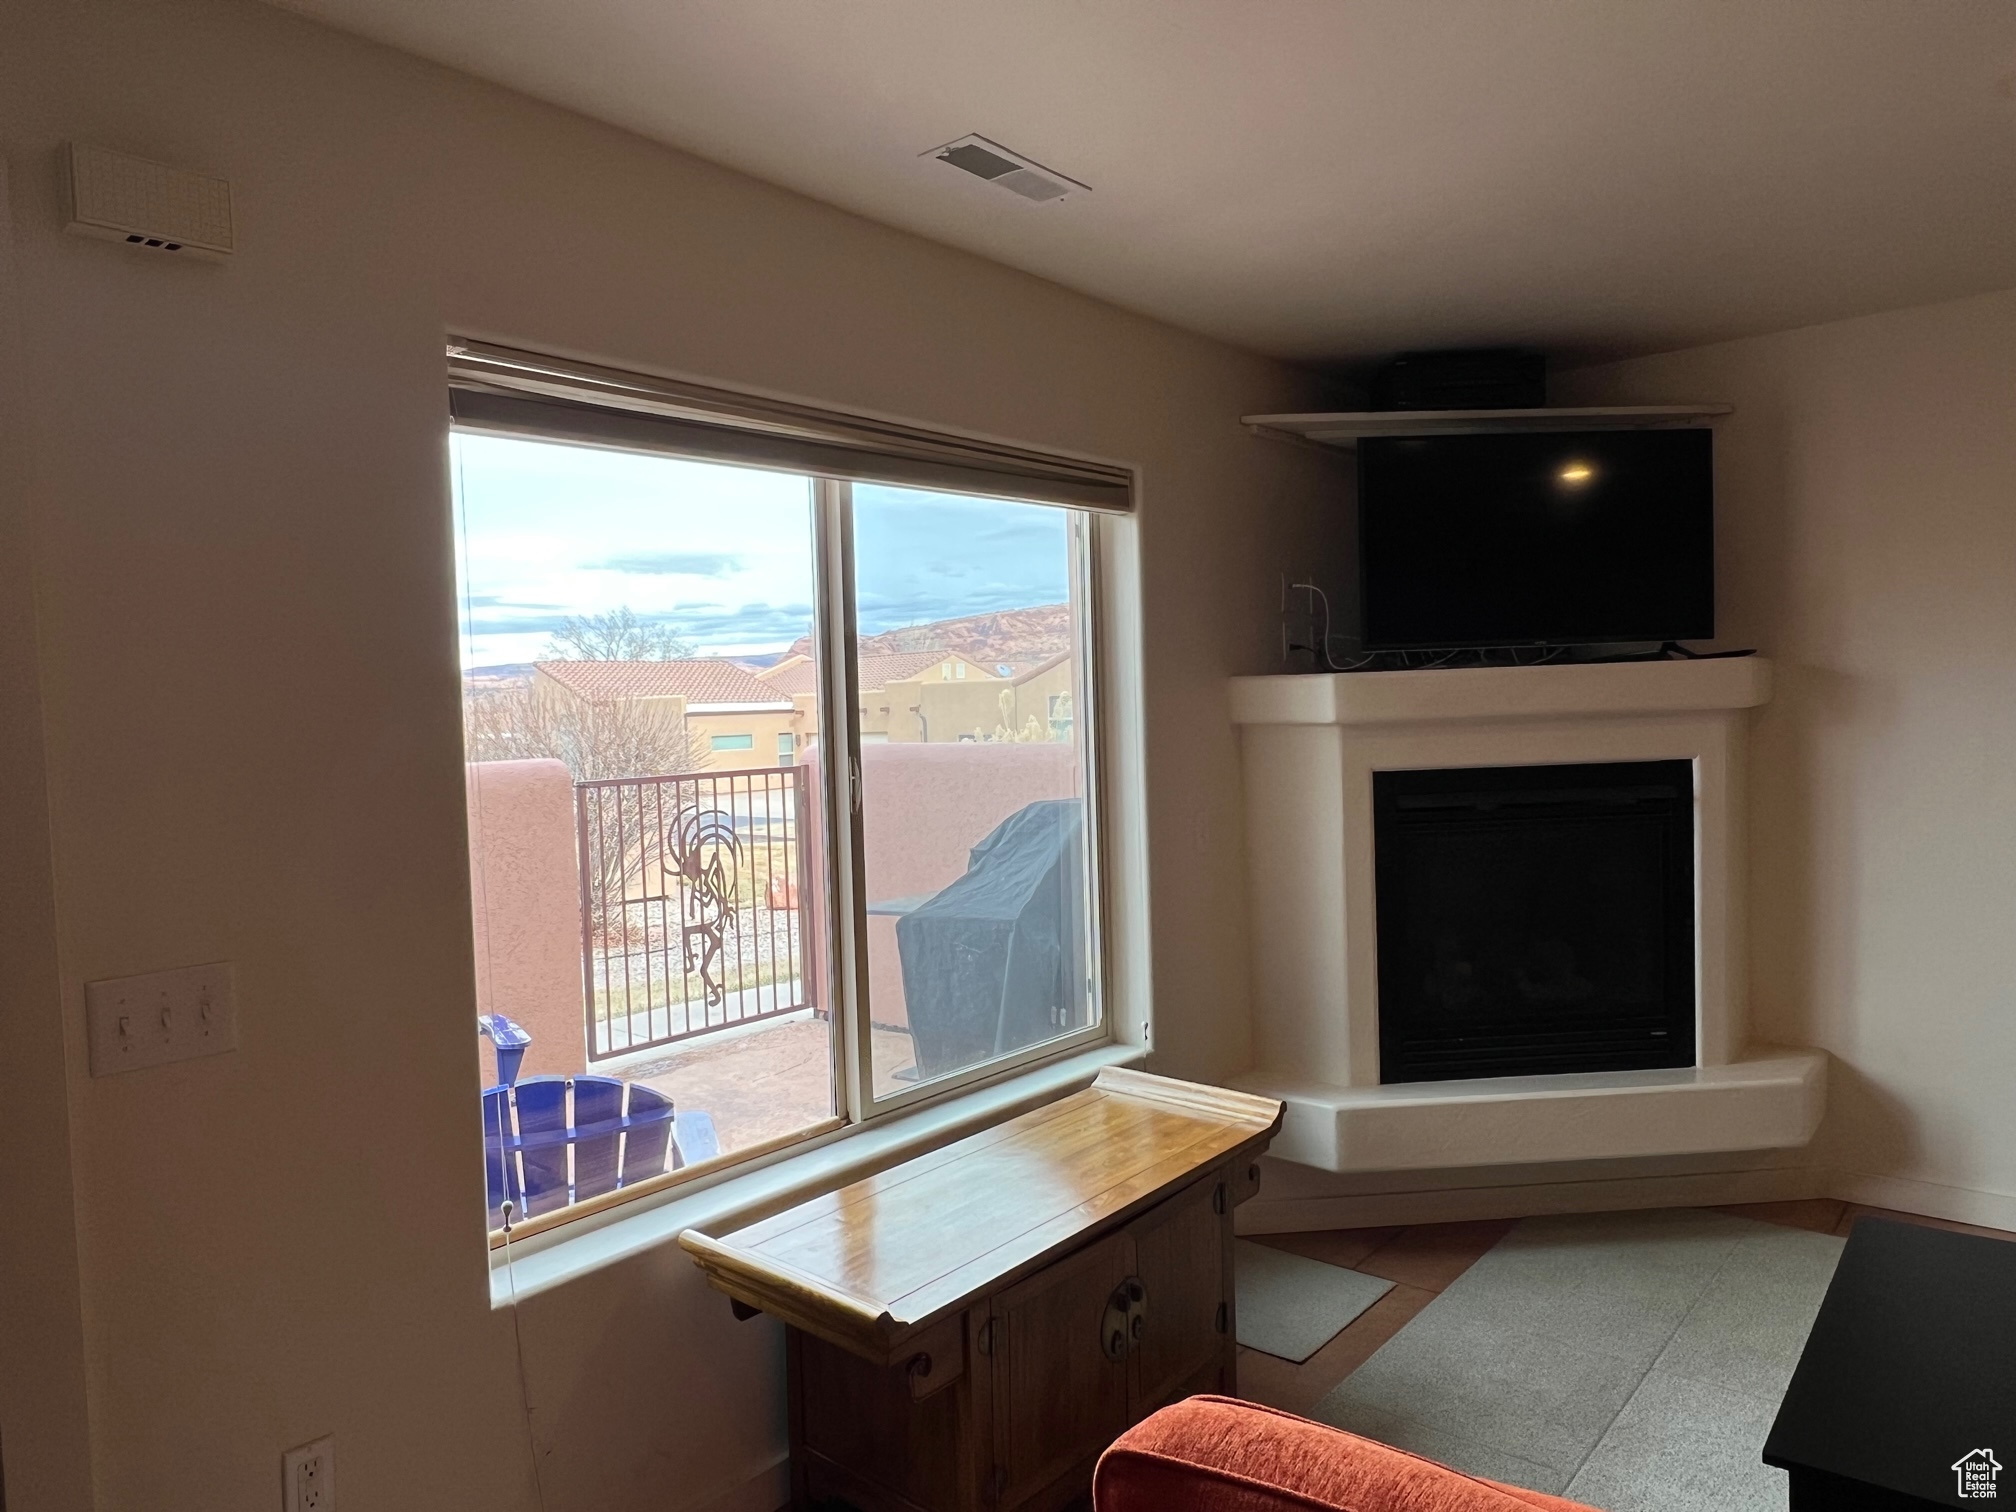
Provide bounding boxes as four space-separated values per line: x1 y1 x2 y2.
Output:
1355 428 1714 650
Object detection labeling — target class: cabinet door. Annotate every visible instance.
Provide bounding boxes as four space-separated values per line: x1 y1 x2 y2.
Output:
793 1313 979 1512
1127 1173 1232 1413
989 1229 1131 1510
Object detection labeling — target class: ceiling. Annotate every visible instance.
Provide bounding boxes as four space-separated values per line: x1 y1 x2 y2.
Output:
267 0 2016 365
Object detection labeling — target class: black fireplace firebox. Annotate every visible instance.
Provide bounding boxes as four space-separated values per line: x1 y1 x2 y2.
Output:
1373 760 1696 1084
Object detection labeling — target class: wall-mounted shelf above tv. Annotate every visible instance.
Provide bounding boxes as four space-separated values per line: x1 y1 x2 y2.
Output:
1242 405 1733 449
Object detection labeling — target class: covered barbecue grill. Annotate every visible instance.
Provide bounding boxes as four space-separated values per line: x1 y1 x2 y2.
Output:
895 798 1089 1079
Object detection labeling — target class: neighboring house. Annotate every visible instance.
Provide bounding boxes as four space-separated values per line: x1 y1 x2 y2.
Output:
904 650 1076 743
532 658 810 772
528 641 1075 775
759 649 1008 743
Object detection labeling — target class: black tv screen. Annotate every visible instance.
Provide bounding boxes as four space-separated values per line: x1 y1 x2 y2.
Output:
1356 428 1714 650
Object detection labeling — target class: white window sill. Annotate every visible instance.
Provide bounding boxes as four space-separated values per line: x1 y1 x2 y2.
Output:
489 1041 1146 1307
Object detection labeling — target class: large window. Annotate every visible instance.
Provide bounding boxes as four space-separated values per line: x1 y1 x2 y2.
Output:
452 345 1120 1238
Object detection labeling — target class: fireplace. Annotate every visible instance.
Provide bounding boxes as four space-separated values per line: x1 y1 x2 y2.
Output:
1373 760 1696 1084
1231 658 1822 1175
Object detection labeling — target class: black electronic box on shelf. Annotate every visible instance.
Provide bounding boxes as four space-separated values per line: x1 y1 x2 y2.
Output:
1368 349 1547 411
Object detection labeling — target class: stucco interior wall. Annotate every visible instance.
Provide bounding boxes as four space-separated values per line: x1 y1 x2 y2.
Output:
0 0 1345 1507
0 156 97 1512
1554 287 2016 1224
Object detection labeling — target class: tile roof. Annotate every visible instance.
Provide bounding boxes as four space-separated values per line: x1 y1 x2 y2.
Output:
1009 651 1072 684
754 655 818 697
533 659 791 706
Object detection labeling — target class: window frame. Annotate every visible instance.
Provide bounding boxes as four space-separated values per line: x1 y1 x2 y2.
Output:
816 481 1112 1124
450 350 1130 1240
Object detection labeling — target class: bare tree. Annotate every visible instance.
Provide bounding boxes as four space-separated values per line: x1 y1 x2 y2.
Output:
465 683 711 948
543 605 694 662
462 682 704 781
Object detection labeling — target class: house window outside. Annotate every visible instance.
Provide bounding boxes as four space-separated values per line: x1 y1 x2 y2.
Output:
452 370 1113 1239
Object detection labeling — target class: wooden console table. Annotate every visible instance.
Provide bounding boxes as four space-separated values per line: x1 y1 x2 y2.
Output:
681 1068 1284 1512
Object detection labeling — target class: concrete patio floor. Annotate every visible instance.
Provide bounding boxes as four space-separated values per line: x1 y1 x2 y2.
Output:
625 1016 919 1154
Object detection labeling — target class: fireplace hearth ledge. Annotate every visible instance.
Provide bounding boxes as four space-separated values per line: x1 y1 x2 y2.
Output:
1228 1047 1827 1173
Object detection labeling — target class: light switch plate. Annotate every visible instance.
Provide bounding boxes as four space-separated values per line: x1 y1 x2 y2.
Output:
85 962 237 1076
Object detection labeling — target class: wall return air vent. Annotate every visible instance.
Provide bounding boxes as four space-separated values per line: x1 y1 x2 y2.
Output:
62 142 234 258
926 135 1088 203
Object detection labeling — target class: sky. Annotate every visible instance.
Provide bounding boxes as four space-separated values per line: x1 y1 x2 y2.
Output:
450 432 1072 668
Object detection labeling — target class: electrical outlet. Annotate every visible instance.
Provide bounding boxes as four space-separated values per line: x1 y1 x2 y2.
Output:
283 1437 334 1512
1281 572 1325 663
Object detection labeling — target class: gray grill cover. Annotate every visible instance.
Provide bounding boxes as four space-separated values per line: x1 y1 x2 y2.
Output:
896 798 1087 1078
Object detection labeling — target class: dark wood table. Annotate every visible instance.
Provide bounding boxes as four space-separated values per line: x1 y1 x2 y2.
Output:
1764 1218 2016 1509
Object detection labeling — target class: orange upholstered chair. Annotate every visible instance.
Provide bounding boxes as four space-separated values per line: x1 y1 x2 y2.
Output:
1094 1397 1597 1512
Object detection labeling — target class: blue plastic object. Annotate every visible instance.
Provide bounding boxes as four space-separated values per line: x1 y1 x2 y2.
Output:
477 1013 532 1086
479 1073 720 1227
674 1110 722 1167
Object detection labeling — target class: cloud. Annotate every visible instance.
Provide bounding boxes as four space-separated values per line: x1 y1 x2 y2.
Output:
854 582 1056 634
593 551 743 576
660 601 818 648
464 609 574 635
977 521 1054 543
462 593 564 611
463 600 815 649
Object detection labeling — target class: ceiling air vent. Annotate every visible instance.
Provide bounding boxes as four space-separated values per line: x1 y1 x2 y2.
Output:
926 135 1087 203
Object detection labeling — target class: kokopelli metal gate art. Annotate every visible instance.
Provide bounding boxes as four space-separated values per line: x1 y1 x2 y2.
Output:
666 805 740 1009
576 766 814 1061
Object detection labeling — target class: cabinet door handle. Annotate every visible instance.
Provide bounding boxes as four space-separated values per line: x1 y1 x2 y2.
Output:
1102 1283 1130 1360
1103 1277 1149 1358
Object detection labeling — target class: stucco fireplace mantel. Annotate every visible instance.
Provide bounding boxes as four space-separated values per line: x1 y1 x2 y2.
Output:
1228 656 1827 1173
1229 653 1773 728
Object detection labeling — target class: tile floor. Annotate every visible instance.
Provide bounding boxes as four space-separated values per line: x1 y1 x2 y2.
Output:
1311 1209 1846 1502
1236 1199 2012 1429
